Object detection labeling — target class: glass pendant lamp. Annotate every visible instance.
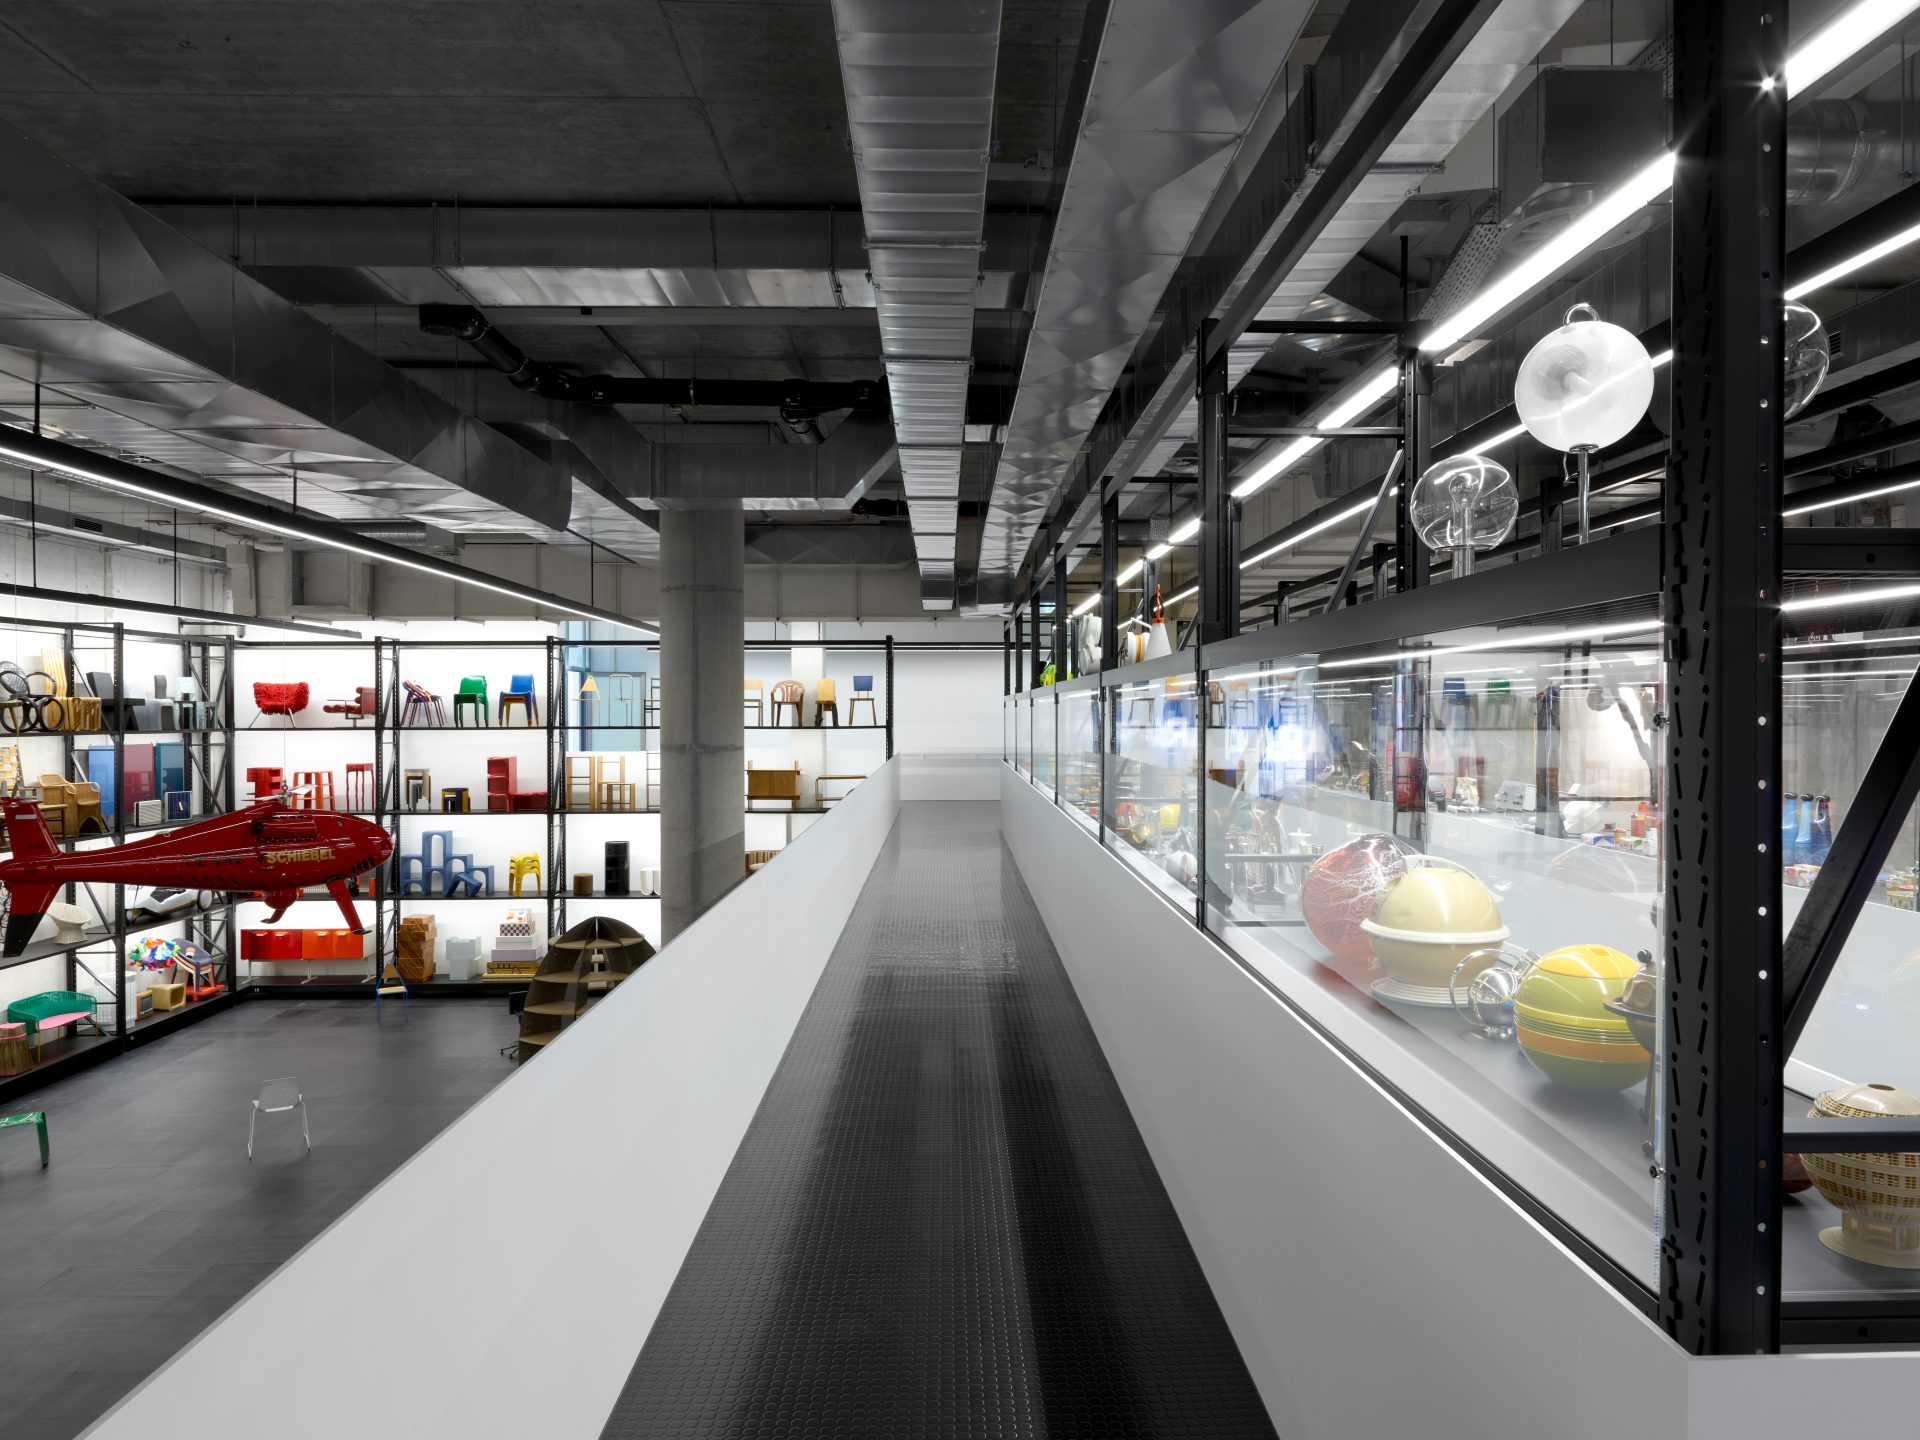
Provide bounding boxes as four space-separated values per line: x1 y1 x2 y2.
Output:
1409 454 1519 577
1514 302 1654 543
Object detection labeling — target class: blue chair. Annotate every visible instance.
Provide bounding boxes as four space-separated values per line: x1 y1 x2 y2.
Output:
498 674 538 726
849 674 878 726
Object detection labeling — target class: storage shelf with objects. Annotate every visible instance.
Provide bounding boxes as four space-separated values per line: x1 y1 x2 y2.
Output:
0 616 237 1096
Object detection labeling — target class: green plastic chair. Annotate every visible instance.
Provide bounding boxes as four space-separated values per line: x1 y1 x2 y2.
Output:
452 676 488 728
0 1111 49 1168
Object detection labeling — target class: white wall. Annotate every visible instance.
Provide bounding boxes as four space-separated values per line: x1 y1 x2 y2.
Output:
87 758 902 1440
999 768 1920 1440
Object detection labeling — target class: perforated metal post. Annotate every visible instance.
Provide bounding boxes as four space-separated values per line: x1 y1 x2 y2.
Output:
1662 0 1785 1356
1197 319 1238 644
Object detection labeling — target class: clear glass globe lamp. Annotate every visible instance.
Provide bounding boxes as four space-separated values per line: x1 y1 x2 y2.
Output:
1410 454 1517 577
1783 301 1830 420
1514 302 1654 543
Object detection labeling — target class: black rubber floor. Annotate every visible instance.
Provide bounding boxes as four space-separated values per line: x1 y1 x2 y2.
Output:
601 801 1276 1439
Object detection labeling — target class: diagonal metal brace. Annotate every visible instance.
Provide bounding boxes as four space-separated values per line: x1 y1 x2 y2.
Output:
1784 663 1920 1048
1324 449 1405 614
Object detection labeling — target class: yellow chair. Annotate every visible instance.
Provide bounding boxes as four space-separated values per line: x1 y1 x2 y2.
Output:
508 853 542 897
814 678 839 727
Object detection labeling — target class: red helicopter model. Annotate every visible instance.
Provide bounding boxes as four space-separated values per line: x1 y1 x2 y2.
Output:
0 796 394 956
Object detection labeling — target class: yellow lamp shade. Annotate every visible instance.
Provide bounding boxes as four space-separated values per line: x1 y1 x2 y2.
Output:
1515 944 1650 1091
1361 863 1508 993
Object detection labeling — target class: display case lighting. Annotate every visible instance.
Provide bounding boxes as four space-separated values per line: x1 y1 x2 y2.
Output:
1781 583 1920 613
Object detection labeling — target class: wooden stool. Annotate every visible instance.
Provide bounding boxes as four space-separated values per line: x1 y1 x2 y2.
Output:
0 1024 29 1078
345 762 373 812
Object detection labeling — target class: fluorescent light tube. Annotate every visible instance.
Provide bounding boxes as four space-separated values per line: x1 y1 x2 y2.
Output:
1423 154 1677 357
1785 0 1920 97
1317 618 1662 670
1239 494 1380 570
1781 583 1920 613
1168 517 1200 545
1788 219 1920 299
1783 474 1920 516
0 434 657 636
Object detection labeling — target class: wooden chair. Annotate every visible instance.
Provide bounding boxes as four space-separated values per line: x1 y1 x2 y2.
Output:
34 774 104 838
770 680 805 727
814 678 839 727
848 674 878 725
744 678 765 725
596 756 636 812
745 849 779 875
642 675 663 727
566 755 600 811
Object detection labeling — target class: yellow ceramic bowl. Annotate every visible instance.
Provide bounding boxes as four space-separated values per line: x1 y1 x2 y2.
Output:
1360 864 1508 989
1515 944 1650 1092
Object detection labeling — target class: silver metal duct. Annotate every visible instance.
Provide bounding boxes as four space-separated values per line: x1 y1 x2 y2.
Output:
832 0 1002 610
979 0 1311 593
146 204 1041 313
0 122 569 535
1120 0 1590 521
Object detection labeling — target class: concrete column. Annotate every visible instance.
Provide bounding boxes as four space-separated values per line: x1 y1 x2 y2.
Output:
660 504 745 942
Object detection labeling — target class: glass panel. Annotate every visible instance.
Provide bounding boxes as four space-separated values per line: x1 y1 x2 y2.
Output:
1058 688 1101 832
1033 691 1057 799
1203 609 1665 1289
1015 695 1030 780
1784 622 1920 1306
1105 673 1201 907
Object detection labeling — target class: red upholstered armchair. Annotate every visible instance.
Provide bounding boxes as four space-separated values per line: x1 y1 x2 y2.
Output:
251 682 310 728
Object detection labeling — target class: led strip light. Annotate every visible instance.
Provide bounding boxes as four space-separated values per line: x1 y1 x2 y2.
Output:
0 433 659 637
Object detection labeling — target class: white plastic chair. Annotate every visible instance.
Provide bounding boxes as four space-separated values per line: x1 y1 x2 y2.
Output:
248 1076 310 1159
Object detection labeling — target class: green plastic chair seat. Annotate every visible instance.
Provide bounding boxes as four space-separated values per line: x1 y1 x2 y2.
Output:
452 675 488 727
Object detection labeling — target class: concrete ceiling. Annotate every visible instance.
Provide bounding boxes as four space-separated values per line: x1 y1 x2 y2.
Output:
0 0 1092 596
0 1 1084 206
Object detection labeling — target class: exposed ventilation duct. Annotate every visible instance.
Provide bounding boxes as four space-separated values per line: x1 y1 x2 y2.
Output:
146 203 1041 313
977 0 1309 606
0 120 567 534
831 0 1002 611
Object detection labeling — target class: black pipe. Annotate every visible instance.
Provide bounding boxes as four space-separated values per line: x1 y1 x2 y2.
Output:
1786 416 1920 477
420 303 886 437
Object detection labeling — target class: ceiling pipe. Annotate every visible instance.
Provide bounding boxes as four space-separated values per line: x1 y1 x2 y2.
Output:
420 304 885 441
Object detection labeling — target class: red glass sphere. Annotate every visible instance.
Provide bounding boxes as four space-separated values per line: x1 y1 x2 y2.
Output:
1302 832 1418 985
